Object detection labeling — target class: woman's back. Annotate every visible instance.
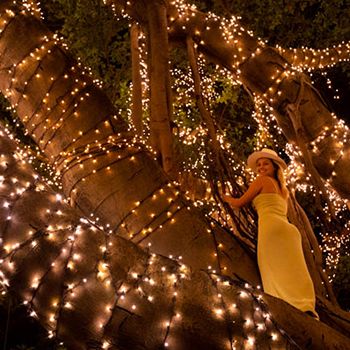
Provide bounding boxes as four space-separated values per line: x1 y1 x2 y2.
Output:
253 192 288 218
253 186 316 316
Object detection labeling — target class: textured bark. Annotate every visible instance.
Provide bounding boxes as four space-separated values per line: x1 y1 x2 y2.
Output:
276 43 350 70
130 23 143 136
186 36 219 151
147 0 174 175
109 0 350 200
1 124 350 349
0 0 256 283
0 1 350 348
107 0 350 327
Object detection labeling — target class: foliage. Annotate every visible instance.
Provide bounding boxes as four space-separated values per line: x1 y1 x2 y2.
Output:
0 95 61 191
0 95 31 143
39 0 350 315
194 0 350 47
192 0 350 122
41 0 132 116
212 82 258 157
0 3 349 346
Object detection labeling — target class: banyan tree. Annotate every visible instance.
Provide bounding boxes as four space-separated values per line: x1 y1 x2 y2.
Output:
0 0 349 349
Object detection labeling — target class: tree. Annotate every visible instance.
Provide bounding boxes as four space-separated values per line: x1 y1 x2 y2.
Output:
0 0 349 349
1 121 349 349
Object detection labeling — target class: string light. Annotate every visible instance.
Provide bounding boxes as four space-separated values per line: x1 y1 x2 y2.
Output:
0 1 349 348
0 122 296 348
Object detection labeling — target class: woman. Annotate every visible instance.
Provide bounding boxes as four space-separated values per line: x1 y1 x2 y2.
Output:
223 148 318 318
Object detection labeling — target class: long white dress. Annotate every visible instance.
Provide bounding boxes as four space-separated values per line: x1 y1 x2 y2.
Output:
253 193 317 314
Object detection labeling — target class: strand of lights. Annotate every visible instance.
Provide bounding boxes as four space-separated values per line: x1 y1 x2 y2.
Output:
276 41 350 71
249 95 349 279
21 0 43 19
0 123 295 349
0 2 348 348
0 10 254 276
207 274 298 349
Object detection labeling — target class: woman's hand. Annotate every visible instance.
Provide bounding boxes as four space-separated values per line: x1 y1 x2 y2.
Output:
221 193 242 208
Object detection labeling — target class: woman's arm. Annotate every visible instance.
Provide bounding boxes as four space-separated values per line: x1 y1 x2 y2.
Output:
222 177 263 208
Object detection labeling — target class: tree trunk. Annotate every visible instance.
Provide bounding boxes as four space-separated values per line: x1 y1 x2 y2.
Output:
0 1 350 348
0 0 257 291
186 36 219 152
146 0 174 175
2 124 350 349
111 0 350 200
130 23 143 136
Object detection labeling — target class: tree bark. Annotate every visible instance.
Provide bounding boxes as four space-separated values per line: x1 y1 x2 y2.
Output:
186 36 219 152
1 124 350 349
130 23 143 136
110 0 350 200
0 1 350 347
276 43 350 70
146 0 174 175
0 0 257 291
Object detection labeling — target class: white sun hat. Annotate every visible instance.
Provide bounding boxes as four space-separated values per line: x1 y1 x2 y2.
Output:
247 148 287 172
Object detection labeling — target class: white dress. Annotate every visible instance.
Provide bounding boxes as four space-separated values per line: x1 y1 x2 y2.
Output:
253 193 317 314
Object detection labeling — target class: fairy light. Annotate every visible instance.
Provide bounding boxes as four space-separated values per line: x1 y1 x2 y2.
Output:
0 138 289 346
276 42 350 72
247 90 349 276
0 1 348 348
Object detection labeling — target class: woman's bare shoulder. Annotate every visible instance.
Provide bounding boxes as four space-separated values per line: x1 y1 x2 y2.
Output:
256 176 278 190
249 176 264 190
253 175 271 184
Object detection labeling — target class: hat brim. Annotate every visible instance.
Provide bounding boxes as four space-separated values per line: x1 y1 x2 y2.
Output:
247 151 287 172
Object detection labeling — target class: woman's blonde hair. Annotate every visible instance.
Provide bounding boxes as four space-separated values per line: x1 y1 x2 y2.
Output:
272 160 289 198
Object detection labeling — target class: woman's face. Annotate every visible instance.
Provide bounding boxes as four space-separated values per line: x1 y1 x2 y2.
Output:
256 158 275 177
